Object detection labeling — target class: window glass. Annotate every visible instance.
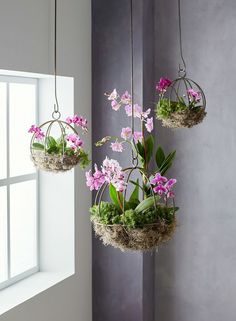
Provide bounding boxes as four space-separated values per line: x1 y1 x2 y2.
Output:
0 186 8 283
0 82 7 179
10 180 37 277
9 82 36 177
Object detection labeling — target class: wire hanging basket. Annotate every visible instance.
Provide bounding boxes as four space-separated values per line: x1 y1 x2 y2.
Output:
30 117 86 172
156 75 207 128
91 167 177 251
28 0 89 173
156 0 207 128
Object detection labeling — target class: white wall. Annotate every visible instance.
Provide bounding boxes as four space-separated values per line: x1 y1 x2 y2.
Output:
0 1 91 321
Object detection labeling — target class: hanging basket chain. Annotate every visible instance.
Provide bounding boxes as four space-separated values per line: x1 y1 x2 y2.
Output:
52 0 61 120
178 0 187 78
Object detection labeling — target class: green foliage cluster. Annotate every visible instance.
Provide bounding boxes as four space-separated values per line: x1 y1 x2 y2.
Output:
156 98 187 119
90 182 178 229
135 134 175 176
32 136 90 169
156 98 202 119
90 200 177 228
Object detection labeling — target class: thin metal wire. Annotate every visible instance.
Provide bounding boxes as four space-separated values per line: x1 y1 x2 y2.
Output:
178 0 187 77
53 0 60 117
130 0 138 166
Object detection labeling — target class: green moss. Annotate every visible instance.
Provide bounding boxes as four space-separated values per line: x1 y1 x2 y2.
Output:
90 201 177 228
156 98 202 119
156 98 187 119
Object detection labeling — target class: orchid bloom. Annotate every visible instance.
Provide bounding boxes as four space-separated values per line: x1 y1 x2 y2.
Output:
66 133 83 150
110 140 124 152
156 77 172 93
145 117 153 133
85 165 105 191
111 100 121 111
151 173 168 185
101 157 125 192
133 131 143 143
121 91 131 104
141 108 151 119
108 89 118 101
151 173 177 200
121 127 132 140
28 125 45 140
187 89 201 102
66 115 88 131
125 104 142 118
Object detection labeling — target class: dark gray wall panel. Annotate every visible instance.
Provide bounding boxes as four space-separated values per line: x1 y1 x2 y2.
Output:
92 1 155 321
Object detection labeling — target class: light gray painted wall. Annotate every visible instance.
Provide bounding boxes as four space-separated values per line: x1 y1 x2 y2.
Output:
0 1 91 321
155 1 236 321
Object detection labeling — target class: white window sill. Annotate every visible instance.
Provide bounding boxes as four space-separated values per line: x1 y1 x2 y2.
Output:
0 270 74 316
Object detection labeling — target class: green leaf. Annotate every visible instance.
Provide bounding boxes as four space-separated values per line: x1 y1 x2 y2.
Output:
129 179 139 202
109 184 119 206
135 195 160 214
145 135 154 163
158 151 176 175
130 180 144 191
155 146 165 168
32 143 44 150
136 141 145 159
109 184 124 209
47 145 59 154
47 136 57 148
159 162 172 176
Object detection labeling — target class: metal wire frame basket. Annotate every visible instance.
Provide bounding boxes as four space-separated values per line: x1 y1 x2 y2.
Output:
30 119 82 173
91 167 177 252
157 76 207 128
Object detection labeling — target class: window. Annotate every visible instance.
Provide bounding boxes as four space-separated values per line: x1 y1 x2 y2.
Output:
0 76 39 290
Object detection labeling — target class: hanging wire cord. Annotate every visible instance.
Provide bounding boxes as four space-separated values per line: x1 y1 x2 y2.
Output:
178 0 187 78
130 0 138 167
53 0 61 119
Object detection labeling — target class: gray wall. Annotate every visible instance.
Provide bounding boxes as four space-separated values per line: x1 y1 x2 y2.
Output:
0 1 92 321
154 1 236 321
92 1 155 321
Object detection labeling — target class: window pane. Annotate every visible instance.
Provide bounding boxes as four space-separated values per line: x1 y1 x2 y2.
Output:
0 82 7 179
10 180 37 277
0 186 8 283
9 83 36 177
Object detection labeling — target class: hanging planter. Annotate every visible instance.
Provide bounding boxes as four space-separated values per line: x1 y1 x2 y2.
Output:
29 116 90 172
155 0 206 129
86 89 179 252
86 0 179 251
155 76 206 128
28 0 90 173
91 168 178 251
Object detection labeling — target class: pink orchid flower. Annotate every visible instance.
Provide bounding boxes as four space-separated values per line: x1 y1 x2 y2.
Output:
165 178 177 190
111 100 121 111
156 77 172 93
153 184 167 196
121 91 131 104
125 104 142 118
28 125 45 140
141 108 151 119
121 127 132 140
145 117 153 133
110 140 124 152
187 89 201 102
133 131 143 143
107 89 118 101
151 173 168 185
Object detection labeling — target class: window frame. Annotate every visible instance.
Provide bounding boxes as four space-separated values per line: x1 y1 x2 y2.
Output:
0 75 39 291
